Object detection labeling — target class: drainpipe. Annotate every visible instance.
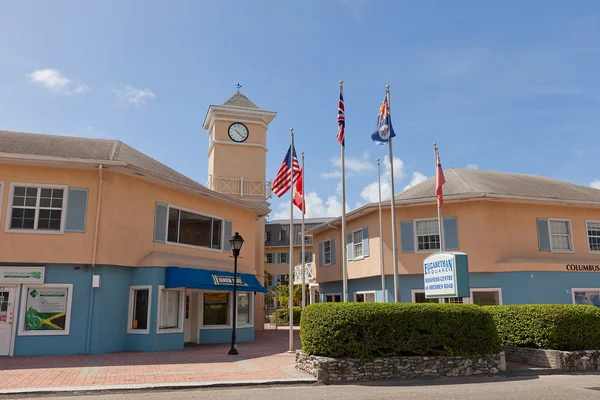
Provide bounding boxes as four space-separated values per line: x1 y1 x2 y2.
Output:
85 165 104 355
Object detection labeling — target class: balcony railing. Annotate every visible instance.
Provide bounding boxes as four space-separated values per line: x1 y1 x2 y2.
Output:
207 175 272 199
293 262 315 285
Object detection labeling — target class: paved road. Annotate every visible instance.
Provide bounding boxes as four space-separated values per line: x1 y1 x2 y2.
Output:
7 374 600 399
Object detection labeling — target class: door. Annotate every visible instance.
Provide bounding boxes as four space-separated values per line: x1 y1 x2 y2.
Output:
184 294 191 342
0 287 16 356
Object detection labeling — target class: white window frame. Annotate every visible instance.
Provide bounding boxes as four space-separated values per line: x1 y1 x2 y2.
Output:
585 220 600 254
411 290 442 303
279 231 285 241
571 288 600 305
165 204 224 252
5 183 69 234
323 239 332 266
198 291 255 329
265 253 274 264
469 288 503 305
18 284 73 336
324 293 342 303
279 252 289 264
414 218 442 253
0 181 4 223
548 218 574 253
156 286 185 334
354 291 376 303
236 292 254 327
128 285 152 335
352 228 364 260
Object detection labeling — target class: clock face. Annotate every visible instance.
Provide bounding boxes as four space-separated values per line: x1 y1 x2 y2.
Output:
228 123 249 143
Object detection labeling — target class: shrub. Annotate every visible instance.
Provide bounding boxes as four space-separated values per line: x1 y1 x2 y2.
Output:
485 304 600 351
300 303 501 359
271 306 302 324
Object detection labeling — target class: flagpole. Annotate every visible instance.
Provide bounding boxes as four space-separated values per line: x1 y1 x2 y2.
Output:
340 80 348 302
377 158 386 303
288 128 294 353
435 143 444 252
301 152 306 309
387 85 399 303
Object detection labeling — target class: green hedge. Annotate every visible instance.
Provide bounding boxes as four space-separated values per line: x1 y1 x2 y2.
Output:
271 306 302 324
300 303 501 359
486 304 600 351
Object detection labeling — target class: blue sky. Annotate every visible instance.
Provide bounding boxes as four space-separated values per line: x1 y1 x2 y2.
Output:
2 1 600 219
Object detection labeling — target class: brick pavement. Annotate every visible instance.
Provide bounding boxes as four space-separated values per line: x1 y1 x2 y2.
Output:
0 329 314 394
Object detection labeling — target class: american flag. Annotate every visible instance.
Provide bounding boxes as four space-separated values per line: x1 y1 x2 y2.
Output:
272 145 301 197
337 86 345 145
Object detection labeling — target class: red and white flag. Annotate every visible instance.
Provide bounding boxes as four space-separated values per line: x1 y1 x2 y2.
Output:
436 153 446 206
271 145 301 197
293 168 304 212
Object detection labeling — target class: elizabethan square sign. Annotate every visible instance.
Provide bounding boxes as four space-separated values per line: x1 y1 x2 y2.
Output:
423 252 469 298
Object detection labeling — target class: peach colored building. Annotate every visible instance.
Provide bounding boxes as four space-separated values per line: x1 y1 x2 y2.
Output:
308 169 600 306
0 91 276 357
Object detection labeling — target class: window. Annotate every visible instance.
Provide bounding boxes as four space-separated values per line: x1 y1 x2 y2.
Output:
442 297 464 304
586 221 600 253
325 294 341 302
355 292 376 302
157 286 184 333
304 251 313 263
304 236 311 245
415 219 440 251
203 292 230 326
412 291 441 303
8 184 67 232
471 290 502 306
573 289 600 307
18 284 73 336
265 253 274 264
266 231 271 243
323 240 332 265
548 219 572 252
279 274 289 285
167 206 222 250
353 229 363 258
128 286 151 334
185 295 190 319
237 293 252 324
279 231 285 241
279 252 289 264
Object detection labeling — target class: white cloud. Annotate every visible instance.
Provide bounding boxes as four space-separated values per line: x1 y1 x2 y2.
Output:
360 181 391 203
320 170 341 179
321 152 375 179
359 157 422 204
466 164 479 170
403 172 428 190
27 69 89 95
591 180 600 189
382 155 405 182
272 191 350 220
114 84 156 107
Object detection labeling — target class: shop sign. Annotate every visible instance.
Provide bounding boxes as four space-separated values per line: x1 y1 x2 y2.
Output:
0 267 45 283
212 274 248 287
423 252 470 299
566 264 600 272
25 287 68 331
204 292 229 304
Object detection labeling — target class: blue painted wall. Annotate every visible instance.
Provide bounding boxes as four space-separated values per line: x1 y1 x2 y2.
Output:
199 327 254 344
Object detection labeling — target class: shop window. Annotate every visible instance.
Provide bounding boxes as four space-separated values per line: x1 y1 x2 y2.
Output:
325 294 341 302
237 293 252 325
158 286 184 333
265 253 274 264
8 185 67 232
355 292 375 302
18 284 73 336
415 219 440 251
548 219 573 252
573 290 600 307
128 286 151 334
471 289 502 306
586 221 600 253
167 206 222 250
203 292 230 326
412 291 441 303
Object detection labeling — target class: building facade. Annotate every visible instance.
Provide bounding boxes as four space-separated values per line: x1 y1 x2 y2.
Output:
0 91 275 356
308 169 600 307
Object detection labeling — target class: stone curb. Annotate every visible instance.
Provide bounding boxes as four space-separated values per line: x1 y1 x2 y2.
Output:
0 378 319 395
499 369 600 378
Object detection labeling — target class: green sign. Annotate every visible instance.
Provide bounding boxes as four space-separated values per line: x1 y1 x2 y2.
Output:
0 267 45 283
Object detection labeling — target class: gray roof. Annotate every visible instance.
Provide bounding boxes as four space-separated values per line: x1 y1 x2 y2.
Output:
223 91 260 109
266 217 333 225
395 168 600 204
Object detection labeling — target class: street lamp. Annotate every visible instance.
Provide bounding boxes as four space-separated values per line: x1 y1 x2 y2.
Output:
228 232 244 356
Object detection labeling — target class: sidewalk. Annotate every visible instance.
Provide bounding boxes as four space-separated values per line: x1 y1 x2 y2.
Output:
0 329 315 395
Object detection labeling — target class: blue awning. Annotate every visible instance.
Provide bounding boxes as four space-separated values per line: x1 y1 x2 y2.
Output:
165 267 267 293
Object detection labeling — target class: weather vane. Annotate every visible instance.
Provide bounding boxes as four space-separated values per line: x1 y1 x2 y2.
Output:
237 83 242 91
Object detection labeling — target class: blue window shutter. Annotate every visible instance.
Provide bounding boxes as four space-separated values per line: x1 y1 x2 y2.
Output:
362 227 370 257
286 252 290 263
443 217 459 250
65 188 88 232
276 253 281 264
537 219 551 251
347 233 354 261
153 203 168 242
400 221 415 253
319 242 324 266
331 239 336 264
223 220 232 252
306 251 312 262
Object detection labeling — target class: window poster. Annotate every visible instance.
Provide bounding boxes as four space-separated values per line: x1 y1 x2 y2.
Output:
25 287 68 330
574 291 600 307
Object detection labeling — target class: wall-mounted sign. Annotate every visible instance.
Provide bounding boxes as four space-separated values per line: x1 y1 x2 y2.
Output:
566 264 600 272
0 267 45 284
212 275 248 287
25 287 68 331
423 252 470 299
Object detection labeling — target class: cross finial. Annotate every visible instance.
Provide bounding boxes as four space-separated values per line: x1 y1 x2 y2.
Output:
236 83 242 92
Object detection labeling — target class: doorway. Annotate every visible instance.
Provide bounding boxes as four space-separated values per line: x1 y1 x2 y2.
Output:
184 293 191 342
0 286 17 356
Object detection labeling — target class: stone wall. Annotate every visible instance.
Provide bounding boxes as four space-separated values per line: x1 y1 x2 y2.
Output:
295 351 506 383
505 346 600 371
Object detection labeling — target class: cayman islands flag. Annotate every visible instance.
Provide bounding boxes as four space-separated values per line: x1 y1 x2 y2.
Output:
371 95 396 145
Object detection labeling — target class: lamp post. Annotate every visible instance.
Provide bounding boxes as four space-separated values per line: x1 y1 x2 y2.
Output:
228 232 244 356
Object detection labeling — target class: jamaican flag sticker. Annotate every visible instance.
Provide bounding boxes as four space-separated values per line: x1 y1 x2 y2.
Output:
25 288 68 331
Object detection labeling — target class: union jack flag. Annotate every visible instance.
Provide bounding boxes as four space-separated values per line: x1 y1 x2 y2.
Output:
271 145 301 197
337 87 345 145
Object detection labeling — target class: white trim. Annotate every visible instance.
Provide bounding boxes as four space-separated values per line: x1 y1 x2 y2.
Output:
18 284 73 336
156 286 185 334
571 288 600 304
585 220 600 254
548 218 574 253
0 181 4 224
9 284 20 356
354 290 376 303
410 289 442 303
322 239 333 266
350 228 364 260
324 293 342 303
469 288 503 305
199 291 232 329
127 285 152 335
5 183 69 234
165 204 224 251
413 218 442 253
207 139 268 157
235 292 254 328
